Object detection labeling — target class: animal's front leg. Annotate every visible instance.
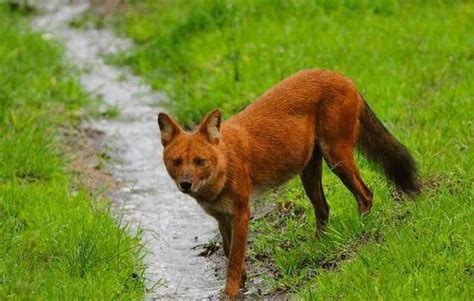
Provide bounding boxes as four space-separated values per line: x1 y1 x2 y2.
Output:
216 214 232 258
223 205 249 298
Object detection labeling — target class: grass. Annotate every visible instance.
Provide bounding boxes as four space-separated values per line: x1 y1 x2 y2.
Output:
0 5 144 299
105 0 474 299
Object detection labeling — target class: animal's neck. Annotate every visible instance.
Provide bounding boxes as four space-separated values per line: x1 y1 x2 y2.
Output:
194 170 227 203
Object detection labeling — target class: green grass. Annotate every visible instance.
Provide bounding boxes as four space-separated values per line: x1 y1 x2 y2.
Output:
0 5 144 299
108 0 473 299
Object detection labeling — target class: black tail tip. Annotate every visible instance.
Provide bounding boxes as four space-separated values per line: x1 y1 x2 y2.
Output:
385 150 421 196
399 179 422 195
391 168 422 196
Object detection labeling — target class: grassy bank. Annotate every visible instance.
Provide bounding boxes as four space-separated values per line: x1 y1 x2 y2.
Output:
108 0 473 299
0 6 144 299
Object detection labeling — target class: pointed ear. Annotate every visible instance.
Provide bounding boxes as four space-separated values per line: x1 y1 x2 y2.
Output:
198 109 221 144
157 112 183 147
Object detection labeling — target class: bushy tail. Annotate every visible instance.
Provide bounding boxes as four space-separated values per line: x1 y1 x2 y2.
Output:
358 98 420 194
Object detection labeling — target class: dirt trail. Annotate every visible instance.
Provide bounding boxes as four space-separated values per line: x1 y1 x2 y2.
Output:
32 1 222 298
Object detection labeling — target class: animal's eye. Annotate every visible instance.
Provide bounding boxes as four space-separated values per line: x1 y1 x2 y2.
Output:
172 158 182 166
194 158 206 166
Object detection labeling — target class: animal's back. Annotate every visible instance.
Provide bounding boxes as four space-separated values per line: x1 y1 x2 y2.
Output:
220 69 360 189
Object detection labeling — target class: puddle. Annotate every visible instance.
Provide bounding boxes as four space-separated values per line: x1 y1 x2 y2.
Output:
32 1 222 298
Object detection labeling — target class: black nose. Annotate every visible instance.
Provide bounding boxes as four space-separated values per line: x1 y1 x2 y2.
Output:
179 181 192 192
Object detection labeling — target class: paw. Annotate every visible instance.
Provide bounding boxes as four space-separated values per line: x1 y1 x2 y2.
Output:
315 223 326 239
222 285 240 300
240 269 247 288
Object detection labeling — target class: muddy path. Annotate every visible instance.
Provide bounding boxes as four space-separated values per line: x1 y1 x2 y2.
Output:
32 1 222 298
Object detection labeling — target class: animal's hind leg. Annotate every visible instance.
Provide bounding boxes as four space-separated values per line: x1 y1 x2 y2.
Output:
300 145 330 237
322 143 373 214
316 87 373 213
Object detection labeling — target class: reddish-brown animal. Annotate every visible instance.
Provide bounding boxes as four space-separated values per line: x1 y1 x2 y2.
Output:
158 69 420 298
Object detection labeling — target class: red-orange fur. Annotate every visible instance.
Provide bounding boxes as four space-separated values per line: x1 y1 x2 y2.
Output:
158 69 419 298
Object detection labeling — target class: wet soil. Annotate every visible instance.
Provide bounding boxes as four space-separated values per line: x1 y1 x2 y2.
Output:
63 125 118 196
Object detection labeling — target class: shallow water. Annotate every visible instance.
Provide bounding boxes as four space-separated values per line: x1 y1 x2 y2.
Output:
32 1 222 298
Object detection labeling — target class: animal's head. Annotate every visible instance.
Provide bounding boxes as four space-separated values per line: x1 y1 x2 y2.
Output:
157 109 226 197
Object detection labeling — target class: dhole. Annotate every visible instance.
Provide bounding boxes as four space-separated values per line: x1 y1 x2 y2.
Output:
158 69 420 298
